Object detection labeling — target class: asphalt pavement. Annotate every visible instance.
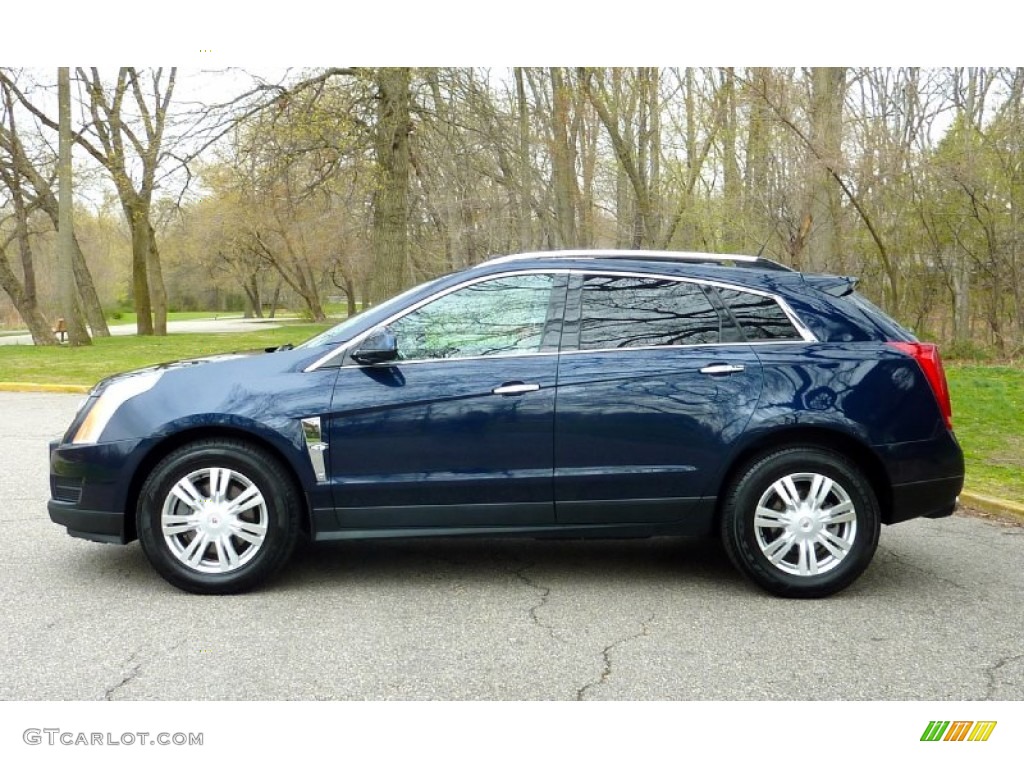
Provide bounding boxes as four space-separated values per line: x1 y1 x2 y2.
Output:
2 391 1022 700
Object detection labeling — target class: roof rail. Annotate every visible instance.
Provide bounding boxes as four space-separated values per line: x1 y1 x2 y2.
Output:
483 249 794 272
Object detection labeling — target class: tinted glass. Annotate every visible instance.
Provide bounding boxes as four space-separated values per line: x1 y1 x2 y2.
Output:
717 288 802 341
579 276 721 349
390 274 554 361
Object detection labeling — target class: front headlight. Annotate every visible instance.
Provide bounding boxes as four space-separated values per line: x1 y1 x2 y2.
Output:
72 370 163 445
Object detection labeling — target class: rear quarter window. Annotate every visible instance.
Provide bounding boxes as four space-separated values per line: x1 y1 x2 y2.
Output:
844 291 916 341
716 288 804 341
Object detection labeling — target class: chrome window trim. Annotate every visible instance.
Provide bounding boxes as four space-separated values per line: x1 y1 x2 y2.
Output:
774 296 818 343
348 350 561 370
303 266 817 372
557 340 811 357
304 269 572 372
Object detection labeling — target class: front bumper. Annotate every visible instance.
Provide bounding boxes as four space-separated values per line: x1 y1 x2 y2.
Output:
47 500 124 543
47 437 143 544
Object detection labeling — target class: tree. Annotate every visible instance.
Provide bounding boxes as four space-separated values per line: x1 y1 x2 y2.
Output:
57 67 90 345
0 73 108 339
0 67 177 335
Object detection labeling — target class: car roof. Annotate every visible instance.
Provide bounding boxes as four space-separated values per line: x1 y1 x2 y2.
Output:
484 249 794 271
471 249 803 289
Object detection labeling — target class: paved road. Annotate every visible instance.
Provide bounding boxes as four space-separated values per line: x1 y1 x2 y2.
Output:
2 391 1022 700
0 317 282 346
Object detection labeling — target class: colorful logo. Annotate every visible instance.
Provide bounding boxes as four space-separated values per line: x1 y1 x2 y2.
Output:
921 721 997 742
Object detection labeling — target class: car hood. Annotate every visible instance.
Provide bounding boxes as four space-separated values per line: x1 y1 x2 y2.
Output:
90 346 302 396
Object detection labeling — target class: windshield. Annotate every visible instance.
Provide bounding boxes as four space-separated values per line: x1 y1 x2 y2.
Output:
297 276 448 349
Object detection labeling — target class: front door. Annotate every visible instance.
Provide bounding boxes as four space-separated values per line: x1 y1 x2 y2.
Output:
323 273 564 530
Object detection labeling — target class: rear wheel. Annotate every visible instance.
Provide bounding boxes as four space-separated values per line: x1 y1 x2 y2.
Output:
720 446 880 598
137 439 301 594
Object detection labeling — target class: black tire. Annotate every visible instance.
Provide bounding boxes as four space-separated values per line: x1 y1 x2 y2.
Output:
720 446 880 598
137 439 301 594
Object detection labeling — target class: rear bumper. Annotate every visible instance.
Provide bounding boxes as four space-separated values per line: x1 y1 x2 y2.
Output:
875 430 964 525
889 475 963 524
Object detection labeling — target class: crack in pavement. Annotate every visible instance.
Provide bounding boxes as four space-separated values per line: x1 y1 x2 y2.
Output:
102 637 189 701
510 563 561 644
576 614 654 701
104 651 142 701
983 652 1024 700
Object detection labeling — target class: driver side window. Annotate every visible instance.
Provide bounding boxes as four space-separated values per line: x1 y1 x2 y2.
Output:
389 274 555 362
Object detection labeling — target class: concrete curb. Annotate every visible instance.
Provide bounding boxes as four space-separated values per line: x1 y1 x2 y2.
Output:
960 490 1024 522
0 382 90 394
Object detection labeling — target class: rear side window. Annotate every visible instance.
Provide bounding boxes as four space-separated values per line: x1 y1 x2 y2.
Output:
717 288 803 341
579 275 721 349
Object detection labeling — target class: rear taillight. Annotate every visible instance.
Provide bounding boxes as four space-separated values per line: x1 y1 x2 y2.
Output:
886 341 953 430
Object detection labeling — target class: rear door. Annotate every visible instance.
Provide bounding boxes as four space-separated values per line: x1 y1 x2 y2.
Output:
553 272 763 527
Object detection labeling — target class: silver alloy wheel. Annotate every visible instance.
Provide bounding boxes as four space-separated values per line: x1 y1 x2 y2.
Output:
160 466 269 574
753 472 858 577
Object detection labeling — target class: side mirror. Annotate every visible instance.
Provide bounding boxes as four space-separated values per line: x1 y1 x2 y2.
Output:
351 327 398 365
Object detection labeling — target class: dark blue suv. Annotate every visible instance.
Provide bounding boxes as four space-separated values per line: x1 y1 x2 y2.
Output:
48 250 964 597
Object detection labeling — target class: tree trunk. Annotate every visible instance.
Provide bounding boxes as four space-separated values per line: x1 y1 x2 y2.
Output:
241 274 261 318
722 68 742 251
147 224 168 334
13 161 111 337
952 249 971 343
805 67 846 273
549 68 579 248
69 236 110 337
370 67 412 304
0 255 57 345
514 68 533 251
646 67 661 244
744 68 770 224
57 66 90 346
127 207 155 335
268 280 282 319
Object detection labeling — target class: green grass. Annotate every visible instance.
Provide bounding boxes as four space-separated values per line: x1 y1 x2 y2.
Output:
947 365 1024 501
0 324 333 386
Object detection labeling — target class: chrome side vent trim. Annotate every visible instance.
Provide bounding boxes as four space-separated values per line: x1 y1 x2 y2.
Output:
301 417 327 483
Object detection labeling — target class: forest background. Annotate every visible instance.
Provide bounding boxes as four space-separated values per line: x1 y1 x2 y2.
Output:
1 66 1022 361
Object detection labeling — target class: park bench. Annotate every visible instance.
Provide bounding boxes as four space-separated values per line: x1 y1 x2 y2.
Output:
53 317 67 342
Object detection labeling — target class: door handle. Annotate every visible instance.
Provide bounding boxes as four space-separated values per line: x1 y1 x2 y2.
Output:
699 363 745 376
492 383 540 396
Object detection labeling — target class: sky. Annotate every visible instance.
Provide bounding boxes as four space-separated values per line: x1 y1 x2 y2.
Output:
7 3 1023 65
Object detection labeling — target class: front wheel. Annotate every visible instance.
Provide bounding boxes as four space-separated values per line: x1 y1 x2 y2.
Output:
720 446 881 598
137 439 301 594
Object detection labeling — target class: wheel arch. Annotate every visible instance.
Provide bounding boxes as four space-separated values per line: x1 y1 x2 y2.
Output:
122 426 312 543
716 426 895 525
